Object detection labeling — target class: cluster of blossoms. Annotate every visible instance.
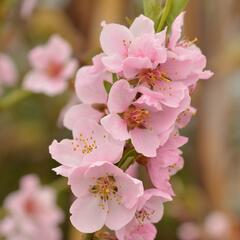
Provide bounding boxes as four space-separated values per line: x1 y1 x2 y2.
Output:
0 175 63 240
49 13 212 239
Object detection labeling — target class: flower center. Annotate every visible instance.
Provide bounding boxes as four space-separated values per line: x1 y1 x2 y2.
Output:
72 132 98 154
47 62 63 78
89 175 121 207
123 105 149 130
138 68 171 87
135 207 155 224
24 198 38 215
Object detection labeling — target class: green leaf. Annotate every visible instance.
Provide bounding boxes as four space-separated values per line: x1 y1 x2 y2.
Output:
143 0 162 29
103 80 112 94
112 73 118 83
167 0 190 28
157 0 173 32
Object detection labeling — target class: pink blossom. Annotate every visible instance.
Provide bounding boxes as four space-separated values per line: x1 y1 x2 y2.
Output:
0 53 17 92
101 80 190 157
23 35 78 96
75 53 111 105
116 189 171 240
177 222 201 240
0 175 63 240
100 15 166 75
49 119 124 177
161 12 213 87
147 134 188 195
116 221 157 240
69 162 144 233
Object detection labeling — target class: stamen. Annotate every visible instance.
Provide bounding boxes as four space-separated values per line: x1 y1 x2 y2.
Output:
47 62 63 78
89 175 122 209
135 207 155 224
138 68 172 87
71 132 97 154
123 105 149 130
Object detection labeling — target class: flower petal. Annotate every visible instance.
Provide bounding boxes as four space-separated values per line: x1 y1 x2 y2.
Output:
108 80 137 113
49 139 84 167
75 66 110 104
122 57 153 79
100 23 133 56
23 71 66 96
70 197 107 233
63 104 103 130
101 114 130 141
169 12 185 49
105 199 136 230
130 15 155 37
130 128 160 157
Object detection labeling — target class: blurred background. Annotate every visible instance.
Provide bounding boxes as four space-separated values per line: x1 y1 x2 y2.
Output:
0 0 239 239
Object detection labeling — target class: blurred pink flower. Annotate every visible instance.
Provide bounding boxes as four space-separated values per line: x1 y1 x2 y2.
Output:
20 0 39 19
0 175 63 240
69 162 144 233
49 119 124 177
23 35 78 96
204 212 230 239
101 80 190 157
177 222 201 240
0 53 17 93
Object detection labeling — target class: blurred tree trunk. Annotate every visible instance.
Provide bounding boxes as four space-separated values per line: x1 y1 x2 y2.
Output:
186 0 240 239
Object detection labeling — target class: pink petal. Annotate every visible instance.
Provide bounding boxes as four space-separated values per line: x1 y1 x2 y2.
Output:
155 27 167 45
0 54 17 86
144 196 164 223
70 197 107 233
122 57 153 79
60 59 78 79
100 23 133 56
101 55 124 73
84 138 124 164
49 139 84 167
105 200 136 230
28 47 49 70
63 104 103 130
23 71 67 96
169 12 185 49
154 81 187 108
52 165 73 177
115 174 144 209
101 114 130 141
160 55 193 81
69 167 92 197
108 80 137 113
75 66 109 104
47 35 72 64
130 15 155 37
130 128 160 157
